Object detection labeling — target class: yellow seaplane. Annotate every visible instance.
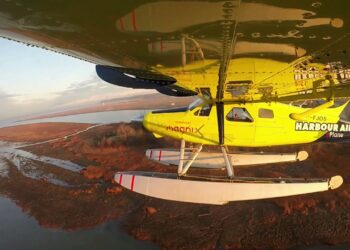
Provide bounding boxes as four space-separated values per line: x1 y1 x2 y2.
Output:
111 57 349 204
2 0 350 204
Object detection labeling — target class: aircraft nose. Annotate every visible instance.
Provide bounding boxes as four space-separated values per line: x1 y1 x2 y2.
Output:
142 112 152 132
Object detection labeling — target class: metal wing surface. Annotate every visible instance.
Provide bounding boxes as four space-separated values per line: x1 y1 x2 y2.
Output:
1 0 350 101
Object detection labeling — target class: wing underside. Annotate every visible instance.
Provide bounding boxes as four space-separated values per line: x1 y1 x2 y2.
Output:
1 0 350 101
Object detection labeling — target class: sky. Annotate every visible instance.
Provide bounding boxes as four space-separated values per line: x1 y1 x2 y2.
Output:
0 39 152 121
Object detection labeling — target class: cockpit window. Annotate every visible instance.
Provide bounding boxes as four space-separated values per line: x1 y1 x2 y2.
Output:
194 104 212 116
226 107 253 122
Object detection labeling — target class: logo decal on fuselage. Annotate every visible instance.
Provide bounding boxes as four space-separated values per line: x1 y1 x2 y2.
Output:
327 132 344 138
166 126 200 133
295 122 350 132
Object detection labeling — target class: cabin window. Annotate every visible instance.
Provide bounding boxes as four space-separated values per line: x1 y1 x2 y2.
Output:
226 108 253 122
258 108 274 119
194 104 212 116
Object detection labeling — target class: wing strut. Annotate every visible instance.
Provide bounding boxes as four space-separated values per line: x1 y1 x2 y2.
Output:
215 0 240 145
217 102 225 145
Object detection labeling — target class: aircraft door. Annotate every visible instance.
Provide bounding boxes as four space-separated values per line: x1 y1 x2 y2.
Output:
224 105 256 146
191 103 216 144
254 107 284 146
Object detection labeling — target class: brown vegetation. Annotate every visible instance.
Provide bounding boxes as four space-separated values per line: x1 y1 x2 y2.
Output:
2 122 350 249
106 186 123 195
81 166 107 179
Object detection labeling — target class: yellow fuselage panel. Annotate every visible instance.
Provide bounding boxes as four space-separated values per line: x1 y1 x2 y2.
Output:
143 102 346 147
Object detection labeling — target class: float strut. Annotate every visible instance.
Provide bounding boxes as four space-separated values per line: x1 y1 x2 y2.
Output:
181 145 203 176
178 139 186 175
221 145 234 177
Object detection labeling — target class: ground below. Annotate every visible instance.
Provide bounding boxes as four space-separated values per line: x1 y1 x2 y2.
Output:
0 122 350 249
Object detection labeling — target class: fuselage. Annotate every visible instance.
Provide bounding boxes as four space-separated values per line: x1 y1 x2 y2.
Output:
143 100 350 147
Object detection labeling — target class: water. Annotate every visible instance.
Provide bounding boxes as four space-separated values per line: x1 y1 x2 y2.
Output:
0 147 82 187
0 110 159 250
0 110 149 128
0 196 158 250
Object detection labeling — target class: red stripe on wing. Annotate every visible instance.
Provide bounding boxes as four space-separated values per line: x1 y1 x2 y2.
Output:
131 10 137 31
119 174 123 185
131 175 135 191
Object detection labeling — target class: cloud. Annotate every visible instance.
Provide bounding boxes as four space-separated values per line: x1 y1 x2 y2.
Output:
0 92 20 99
0 90 22 120
0 76 156 121
48 75 154 108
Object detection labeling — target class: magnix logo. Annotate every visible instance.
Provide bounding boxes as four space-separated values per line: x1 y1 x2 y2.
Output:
166 126 202 134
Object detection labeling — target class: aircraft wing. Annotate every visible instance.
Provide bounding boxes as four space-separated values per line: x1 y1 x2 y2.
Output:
1 0 350 101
